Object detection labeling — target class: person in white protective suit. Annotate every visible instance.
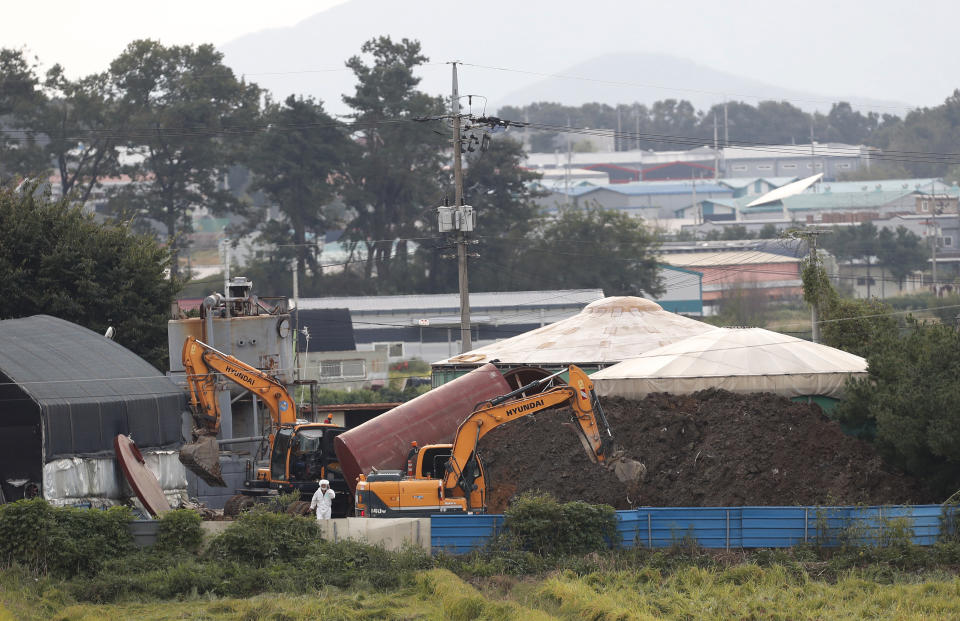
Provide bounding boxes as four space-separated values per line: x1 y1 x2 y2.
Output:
310 479 335 520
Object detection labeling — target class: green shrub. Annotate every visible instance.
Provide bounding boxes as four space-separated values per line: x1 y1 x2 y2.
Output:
502 492 619 556
155 509 203 553
205 509 320 566
0 499 133 577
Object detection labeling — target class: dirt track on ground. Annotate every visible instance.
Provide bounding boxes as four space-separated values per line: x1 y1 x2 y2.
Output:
478 390 934 512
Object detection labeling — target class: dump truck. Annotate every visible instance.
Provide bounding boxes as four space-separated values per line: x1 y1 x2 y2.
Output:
179 336 351 516
354 365 644 517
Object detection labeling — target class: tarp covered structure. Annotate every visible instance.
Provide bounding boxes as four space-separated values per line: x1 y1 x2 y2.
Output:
0 315 184 464
432 297 714 369
592 327 867 399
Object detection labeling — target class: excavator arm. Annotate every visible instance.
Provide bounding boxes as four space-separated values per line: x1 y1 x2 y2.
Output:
179 336 296 486
442 365 644 506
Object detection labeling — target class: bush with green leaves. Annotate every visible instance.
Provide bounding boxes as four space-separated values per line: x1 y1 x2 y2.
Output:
502 492 619 556
155 509 203 553
205 508 321 566
0 498 133 576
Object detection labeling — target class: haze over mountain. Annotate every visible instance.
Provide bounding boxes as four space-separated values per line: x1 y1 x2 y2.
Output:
217 0 953 118
495 53 908 114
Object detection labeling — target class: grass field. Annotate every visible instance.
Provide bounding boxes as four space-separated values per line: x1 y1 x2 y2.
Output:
6 565 960 620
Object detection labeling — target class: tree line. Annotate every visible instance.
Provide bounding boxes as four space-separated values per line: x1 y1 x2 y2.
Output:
0 38 664 305
501 95 960 180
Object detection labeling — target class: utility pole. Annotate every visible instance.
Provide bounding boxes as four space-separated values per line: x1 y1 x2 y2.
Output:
793 229 828 343
931 185 939 289
451 62 472 352
616 106 622 152
713 112 719 180
809 232 821 343
810 122 817 191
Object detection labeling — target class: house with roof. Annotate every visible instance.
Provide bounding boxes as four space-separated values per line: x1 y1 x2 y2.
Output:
660 249 804 315
537 179 734 220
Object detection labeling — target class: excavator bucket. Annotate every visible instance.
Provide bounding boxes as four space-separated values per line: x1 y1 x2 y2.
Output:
179 433 226 487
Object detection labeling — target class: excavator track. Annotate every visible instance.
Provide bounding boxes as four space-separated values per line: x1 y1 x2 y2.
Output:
179 433 226 487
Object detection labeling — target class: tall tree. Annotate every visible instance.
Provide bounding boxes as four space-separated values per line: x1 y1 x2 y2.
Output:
0 48 47 180
340 37 447 283
30 66 123 204
525 203 663 296
876 226 928 288
0 183 180 368
247 94 354 278
833 320 960 497
107 40 260 277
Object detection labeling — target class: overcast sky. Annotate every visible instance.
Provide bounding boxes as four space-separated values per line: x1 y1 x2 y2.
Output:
0 0 348 76
5 0 959 115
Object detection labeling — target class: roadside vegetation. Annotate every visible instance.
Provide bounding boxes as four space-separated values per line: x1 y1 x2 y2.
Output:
5 494 960 619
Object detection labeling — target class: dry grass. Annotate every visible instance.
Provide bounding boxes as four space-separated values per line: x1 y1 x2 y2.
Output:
7 564 960 620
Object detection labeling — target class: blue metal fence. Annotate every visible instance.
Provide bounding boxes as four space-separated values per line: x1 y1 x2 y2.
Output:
431 505 948 554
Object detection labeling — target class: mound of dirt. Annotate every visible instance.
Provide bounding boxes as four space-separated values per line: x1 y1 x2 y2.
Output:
478 390 934 512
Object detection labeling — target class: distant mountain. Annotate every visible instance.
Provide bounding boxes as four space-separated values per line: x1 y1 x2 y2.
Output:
495 53 909 113
218 0 921 117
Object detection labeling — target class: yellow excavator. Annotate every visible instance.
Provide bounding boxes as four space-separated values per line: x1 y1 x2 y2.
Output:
354 365 644 517
179 336 350 516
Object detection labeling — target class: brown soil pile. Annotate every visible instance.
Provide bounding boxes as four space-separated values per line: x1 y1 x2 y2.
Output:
478 390 934 512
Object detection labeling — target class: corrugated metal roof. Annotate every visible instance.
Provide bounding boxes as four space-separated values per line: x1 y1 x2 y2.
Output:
742 189 916 213
663 250 801 267
298 289 604 314
818 178 952 194
562 181 732 198
718 176 798 189
721 143 868 161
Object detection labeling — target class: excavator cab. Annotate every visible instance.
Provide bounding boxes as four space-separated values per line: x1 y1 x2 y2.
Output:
269 424 344 485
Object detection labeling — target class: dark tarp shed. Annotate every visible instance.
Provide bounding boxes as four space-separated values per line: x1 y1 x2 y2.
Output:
0 315 184 460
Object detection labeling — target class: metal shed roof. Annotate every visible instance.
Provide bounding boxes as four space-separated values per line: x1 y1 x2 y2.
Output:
297 289 603 315
0 315 184 458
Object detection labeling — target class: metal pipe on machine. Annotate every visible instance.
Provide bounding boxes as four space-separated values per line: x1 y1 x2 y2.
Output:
334 363 510 491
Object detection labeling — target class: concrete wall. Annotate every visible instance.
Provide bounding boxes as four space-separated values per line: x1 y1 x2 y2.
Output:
316 517 431 552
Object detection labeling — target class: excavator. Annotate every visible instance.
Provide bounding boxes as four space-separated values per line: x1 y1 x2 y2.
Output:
354 365 645 517
179 336 350 516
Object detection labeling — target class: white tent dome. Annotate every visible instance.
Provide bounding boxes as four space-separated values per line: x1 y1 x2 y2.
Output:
433 296 714 367
592 327 867 399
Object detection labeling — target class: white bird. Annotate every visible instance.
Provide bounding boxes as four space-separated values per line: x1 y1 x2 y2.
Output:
104 326 116 340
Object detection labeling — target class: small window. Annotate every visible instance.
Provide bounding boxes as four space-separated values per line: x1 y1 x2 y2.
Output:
856 277 877 286
756 164 773 171
921 201 930 212
838 163 852 169
320 360 342 378
782 163 797 170
374 342 405 358
943 236 953 247
731 164 748 172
